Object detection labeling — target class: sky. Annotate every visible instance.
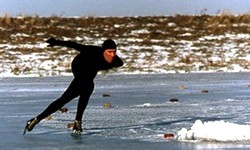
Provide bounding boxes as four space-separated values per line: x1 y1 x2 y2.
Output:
0 0 250 17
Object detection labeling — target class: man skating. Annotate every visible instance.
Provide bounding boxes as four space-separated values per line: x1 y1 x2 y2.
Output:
24 38 123 134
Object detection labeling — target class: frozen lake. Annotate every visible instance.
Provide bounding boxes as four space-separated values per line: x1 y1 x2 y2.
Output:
1 73 250 149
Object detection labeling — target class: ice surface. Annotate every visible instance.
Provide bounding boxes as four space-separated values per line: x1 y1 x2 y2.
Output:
1 73 250 149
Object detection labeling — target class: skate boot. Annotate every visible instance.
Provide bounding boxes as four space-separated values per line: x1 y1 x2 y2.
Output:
72 120 82 134
23 118 39 135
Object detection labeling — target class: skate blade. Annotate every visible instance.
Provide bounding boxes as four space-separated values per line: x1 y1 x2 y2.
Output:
23 123 28 135
72 130 82 134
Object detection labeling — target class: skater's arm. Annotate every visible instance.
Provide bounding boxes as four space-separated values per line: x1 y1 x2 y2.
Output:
112 56 124 67
46 38 85 52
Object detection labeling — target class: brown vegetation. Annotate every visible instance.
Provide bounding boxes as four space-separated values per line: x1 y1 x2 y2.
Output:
0 14 249 75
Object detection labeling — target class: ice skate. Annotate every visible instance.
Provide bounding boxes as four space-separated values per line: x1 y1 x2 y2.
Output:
23 118 39 135
72 120 82 134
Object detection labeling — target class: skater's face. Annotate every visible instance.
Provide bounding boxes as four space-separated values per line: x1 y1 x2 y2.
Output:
104 49 116 63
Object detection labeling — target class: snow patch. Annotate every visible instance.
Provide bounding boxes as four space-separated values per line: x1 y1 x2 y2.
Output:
177 120 250 142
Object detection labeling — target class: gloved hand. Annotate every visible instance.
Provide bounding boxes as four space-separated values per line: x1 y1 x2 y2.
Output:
46 37 57 47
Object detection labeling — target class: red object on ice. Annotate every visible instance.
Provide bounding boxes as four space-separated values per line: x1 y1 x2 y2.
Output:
164 133 174 138
201 90 209 93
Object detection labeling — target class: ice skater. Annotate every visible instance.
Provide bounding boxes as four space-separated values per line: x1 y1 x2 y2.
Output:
24 38 123 134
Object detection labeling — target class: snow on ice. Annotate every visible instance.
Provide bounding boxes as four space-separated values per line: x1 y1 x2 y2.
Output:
177 120 250 142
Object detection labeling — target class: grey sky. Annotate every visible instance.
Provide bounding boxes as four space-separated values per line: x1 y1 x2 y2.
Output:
0 0 250 17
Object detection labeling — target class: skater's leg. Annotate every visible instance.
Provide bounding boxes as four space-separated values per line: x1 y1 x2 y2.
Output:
36 78 81 121
24 79 81 134
73 81 94 132
75 82 94 121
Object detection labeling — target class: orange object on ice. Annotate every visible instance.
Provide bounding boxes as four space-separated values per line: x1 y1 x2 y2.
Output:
164 133 174 138
67 123 74 129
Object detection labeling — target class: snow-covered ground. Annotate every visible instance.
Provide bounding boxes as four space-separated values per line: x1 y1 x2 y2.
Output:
0 15 249 77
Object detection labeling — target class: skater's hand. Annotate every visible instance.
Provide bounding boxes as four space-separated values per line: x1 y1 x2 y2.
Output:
46 37 57 47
